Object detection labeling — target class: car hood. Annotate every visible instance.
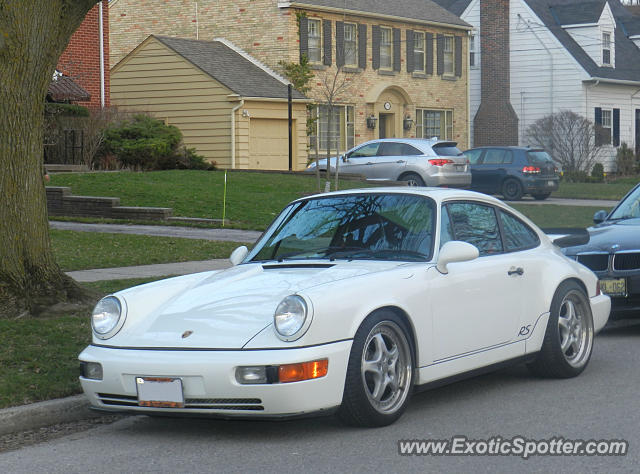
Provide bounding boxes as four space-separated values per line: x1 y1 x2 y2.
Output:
564 219 640 254
111 260 405 349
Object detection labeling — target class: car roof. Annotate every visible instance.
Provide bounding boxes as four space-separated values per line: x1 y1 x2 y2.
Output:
295 186 505 206
465 146 545 152
360 138 458 148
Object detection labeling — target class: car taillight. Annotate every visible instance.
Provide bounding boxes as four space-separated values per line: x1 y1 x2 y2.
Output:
429 158 454 166
522 166 540 174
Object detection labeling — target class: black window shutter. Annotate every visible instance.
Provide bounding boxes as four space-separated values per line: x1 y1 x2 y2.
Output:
372 25 381 70
595 107 603 146
436 34 444 75
426 32 433 75
323 20 332 66
406 30 414 73
393 28 401 72
455 35 462 77
336 21 345 67
613 108 620 146
358 24 367 69
299 16 308 62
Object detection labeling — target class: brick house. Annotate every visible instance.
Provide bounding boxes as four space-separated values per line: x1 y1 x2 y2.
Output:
56 0 110 109
109 0 472 160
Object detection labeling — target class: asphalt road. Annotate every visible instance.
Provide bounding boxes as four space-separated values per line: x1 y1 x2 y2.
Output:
1 321 639 473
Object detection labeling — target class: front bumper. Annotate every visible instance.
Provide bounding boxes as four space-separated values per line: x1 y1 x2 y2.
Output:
79 340 352 417
590 294 611 333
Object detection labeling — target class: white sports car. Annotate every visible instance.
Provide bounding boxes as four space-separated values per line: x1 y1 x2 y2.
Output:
79 188 610 427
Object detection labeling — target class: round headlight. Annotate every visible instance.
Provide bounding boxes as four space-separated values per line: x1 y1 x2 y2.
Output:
92 296 122 337
274 295 308 340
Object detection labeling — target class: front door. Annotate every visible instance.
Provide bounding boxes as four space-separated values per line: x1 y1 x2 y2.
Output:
379 113 395 139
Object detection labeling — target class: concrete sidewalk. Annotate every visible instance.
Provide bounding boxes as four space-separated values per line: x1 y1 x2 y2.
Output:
66 259 232 282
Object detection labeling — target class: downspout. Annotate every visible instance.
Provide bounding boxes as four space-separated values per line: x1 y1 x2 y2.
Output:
99 1 105 108
230 99 244 169
467 29 471 148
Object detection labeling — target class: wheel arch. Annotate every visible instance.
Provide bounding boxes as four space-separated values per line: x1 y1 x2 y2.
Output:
364 305 419 367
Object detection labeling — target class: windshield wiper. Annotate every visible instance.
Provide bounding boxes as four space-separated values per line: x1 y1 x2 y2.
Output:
325 248 428 262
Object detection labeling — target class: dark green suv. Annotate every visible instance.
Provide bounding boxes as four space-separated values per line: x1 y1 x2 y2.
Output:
464 146 560 201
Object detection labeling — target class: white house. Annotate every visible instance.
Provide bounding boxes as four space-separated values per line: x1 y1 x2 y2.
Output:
435 0 640 170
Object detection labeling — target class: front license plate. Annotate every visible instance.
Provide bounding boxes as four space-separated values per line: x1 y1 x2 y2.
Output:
600 278 627 297
547 180 555 186
136 377 184 408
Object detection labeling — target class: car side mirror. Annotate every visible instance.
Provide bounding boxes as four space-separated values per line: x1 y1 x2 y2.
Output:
341 154 348 162
436 241 479 274
593 210 608 224
229 245 248 266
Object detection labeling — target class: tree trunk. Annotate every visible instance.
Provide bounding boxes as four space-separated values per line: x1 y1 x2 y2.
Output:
0 0 98 318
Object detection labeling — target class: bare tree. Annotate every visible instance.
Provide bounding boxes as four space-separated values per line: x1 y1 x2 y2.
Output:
525 110 602 173
0 0 98 318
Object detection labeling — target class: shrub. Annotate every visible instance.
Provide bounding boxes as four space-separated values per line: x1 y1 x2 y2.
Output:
591 163 604 182
616 142 636 176
100 115 213 171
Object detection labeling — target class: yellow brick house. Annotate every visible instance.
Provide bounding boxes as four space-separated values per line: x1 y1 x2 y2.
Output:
110 0 472 164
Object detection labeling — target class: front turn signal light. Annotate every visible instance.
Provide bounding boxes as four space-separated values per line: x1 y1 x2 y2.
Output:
278 359 328 383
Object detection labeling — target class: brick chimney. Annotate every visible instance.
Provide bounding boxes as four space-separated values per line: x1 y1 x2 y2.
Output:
473 0 518 146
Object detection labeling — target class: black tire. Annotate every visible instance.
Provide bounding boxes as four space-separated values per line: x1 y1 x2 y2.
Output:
501 178 524 200
337 310 414 427
399 172 425 187
527 281 594 378
532 192 551 201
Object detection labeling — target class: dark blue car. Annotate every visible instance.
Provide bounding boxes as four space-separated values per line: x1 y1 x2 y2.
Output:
464 146 560 200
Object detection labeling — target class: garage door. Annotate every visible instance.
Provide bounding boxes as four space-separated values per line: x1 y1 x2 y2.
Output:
249 119 290 170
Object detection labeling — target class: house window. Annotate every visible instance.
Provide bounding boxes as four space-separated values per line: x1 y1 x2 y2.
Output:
416 109 453 140
602 32 611 66
308 19 322 63
344 23 357 66
312 105 355 153
380 27 392 69
470 34 477 68
600 109 612 144
443 35 454 75
414 32 425 73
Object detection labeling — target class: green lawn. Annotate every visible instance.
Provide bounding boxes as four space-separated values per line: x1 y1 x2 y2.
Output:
512 204 612 229
552 178 638 200
51 229 244 271
49 170 373 230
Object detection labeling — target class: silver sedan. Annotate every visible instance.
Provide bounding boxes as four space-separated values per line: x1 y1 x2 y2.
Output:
306 138 471 187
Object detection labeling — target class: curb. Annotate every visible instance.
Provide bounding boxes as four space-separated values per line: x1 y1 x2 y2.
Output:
0 395 104 437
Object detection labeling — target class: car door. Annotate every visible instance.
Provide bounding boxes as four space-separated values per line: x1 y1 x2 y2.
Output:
472 148 512 194
367 142 421 179
341 142 381 178
429 201 525 361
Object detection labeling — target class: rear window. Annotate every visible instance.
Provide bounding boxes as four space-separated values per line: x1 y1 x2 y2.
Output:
433 143 463 157
527 151 553 164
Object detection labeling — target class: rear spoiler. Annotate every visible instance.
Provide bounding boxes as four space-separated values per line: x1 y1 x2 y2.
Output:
542 228 590 248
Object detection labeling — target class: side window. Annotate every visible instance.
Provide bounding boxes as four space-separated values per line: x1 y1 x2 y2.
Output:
446 202 503 256
402 144 423 155
464 149 483 164
349 143 380 158
378 142 405 156
439 205 454 248
482 149 507 164
500 211 540 252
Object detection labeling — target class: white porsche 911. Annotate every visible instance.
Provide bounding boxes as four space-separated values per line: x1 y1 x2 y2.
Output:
79 188 610 427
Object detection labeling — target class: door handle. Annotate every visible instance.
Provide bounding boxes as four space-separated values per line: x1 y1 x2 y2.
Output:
508 267 524 276
365 162 374 165
396 160 405 163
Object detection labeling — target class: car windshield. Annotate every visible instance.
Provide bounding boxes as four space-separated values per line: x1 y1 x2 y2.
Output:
432 143 463 157
608 185 640 221
527 151 553 164
247 193 436 262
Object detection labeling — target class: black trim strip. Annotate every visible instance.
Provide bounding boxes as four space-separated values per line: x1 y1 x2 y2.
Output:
414 354 538 393
90 338 352 352
430 338 524 365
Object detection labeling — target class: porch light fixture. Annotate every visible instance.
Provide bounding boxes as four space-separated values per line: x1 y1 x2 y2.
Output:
366 114 378 129
403 115 414 130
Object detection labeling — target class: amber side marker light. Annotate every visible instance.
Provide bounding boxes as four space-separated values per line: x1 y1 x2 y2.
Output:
278 359 329 383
